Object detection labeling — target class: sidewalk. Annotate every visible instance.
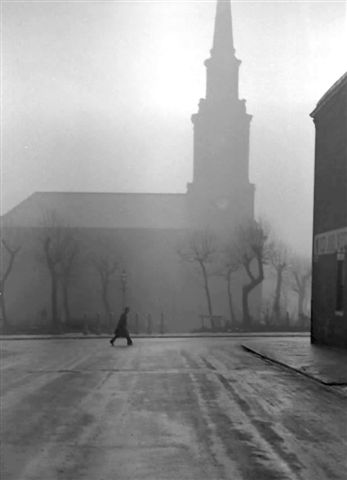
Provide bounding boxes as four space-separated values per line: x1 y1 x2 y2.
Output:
242 337 347 386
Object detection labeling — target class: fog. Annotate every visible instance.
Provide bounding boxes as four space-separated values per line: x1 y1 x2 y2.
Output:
2 1 346 255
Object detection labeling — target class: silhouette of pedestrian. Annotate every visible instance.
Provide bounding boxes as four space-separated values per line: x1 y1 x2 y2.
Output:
110 307 133 346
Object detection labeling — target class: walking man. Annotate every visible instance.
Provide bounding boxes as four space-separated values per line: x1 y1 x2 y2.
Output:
110 306 133 346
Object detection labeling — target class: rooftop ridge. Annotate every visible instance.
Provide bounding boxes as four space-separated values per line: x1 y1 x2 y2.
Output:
33 191 187 197
311 71 347 117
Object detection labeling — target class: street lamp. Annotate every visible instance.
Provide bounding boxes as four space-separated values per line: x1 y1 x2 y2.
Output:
120 269 128 310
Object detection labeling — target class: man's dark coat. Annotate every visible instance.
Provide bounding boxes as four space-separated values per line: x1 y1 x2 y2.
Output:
115 312 130 337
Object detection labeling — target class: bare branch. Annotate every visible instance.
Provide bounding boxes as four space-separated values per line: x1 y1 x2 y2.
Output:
1 239 21 285
177 230 217 320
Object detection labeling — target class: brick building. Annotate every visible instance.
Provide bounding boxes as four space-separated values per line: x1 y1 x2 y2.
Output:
311 72 347 348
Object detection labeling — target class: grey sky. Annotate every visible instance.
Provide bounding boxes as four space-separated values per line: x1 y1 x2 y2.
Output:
2 1 346 254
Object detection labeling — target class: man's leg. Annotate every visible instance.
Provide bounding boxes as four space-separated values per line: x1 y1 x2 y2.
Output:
126 334 133 346
110 334 118 346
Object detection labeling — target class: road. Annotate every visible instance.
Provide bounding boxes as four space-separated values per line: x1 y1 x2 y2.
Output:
1 337 346 479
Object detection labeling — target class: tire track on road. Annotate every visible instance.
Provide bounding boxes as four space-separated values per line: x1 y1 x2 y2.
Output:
180 353 239 479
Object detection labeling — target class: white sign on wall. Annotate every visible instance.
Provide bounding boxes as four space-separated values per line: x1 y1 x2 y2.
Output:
314 227 347 256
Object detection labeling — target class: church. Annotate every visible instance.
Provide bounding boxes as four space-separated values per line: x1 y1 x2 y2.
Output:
1 1 257 333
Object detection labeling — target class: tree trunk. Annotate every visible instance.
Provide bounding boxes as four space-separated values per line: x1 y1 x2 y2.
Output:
272 267 284 323
62 280 71 326
199 261 213 326
242 255 264 329
101 281 112 328
242 284 253 329
51 274 59 330
44 238 59 331
1 242 20 329
0 283 8 329
227 271 236 327
298 290 305 322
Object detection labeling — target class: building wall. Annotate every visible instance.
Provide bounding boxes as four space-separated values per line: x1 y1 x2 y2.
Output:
312 252 347 347
311 75 347 347
313 89 347 233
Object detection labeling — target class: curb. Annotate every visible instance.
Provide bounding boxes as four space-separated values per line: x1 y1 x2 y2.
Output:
241 344 347 387
0 333 310 341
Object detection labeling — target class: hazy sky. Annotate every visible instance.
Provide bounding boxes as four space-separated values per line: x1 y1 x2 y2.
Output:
2 0 346 254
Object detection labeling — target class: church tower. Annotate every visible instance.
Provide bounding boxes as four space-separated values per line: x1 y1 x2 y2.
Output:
188 0 254 230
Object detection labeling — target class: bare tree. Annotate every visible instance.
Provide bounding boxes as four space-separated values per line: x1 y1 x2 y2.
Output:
234 220 269 329
178 230 217 327
0 237 21 328
219 243 241 328
43 235 61 329
91 254 118 329
40 212 80 330
59 234 80 326
268 240 289 323
289 255 311 324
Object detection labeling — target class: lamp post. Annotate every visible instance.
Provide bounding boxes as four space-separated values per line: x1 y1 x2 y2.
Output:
120 269 128 310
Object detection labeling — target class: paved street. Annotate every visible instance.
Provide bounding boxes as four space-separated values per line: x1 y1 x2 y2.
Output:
1 337 346 480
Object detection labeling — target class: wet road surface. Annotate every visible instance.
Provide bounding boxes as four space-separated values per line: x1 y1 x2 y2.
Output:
1 337 346 479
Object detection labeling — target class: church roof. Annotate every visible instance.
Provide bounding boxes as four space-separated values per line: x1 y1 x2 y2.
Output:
2 191 189 230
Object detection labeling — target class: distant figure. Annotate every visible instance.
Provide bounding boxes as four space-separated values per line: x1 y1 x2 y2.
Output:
110 307 133 346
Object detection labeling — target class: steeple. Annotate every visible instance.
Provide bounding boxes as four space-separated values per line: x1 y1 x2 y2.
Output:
212 0 235 56
188 0 254 228
205 0 240 103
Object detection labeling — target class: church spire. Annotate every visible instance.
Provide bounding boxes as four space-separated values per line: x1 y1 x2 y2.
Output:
189 0 253 210
204 0 240 103
212 0 235 56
